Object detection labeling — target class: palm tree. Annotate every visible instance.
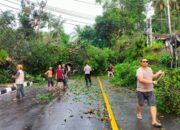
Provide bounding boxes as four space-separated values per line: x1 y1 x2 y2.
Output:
153 0 167 31
70 25 82 43
47 15 64 44
169 0 179 31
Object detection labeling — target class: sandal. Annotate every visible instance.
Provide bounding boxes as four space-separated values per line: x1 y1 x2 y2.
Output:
152 123 162 128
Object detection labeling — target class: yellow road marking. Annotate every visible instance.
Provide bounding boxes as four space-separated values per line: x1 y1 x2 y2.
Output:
97 77 119 130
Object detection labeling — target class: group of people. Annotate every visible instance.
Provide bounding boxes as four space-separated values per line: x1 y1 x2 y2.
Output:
83 63 115 86
44 64 69 92
11 63 70 101
12 58 164 128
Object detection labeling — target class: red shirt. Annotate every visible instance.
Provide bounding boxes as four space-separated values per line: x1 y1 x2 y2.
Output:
56 69 63 79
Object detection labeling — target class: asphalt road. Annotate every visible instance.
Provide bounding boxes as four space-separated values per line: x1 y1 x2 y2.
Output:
0 78 179 130
0 79 110 130
101 77 180 130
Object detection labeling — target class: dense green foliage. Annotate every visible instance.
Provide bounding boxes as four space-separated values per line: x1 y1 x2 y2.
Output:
152 0 180 33
0 50 8 65
156 68 180 114
111 62 139 87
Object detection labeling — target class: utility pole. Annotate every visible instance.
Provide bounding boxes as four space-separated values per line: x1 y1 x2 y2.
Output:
166 0 178 68
146 18 149 47
167 0 172 36
149 15 153 46
148 3 153 47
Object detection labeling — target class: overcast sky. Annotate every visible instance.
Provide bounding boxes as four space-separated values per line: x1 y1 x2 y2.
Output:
0 0 103 34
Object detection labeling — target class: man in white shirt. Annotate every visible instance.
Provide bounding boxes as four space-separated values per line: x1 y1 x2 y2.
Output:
83 64 92 86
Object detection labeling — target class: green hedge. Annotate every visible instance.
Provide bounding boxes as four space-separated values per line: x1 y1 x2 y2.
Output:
110 62 139 88
0 50 8 65
0 69 13 83
156 68 180 115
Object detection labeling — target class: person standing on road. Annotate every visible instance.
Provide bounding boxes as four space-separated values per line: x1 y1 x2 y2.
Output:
55 65 64 91
45 67 54 92
136 58 164 128
12 64 25 101
107 64 114 77
62 64 68 88
84 63 92 86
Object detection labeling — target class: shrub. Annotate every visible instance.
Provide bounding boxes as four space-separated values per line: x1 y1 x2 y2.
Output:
85 46 110 74
144 52 161 62
70 45 118 75
33 74 45 84
0 50 8 65
147 41 164 51
0 69 13 83
159 53 172 66
110 62 139 88
156 68 180 115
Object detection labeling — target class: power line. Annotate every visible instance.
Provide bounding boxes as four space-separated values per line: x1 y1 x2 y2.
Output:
0 2 19 11
3 0 96 22
45 5 95 20
64 21 90 26
0 1 93 25
63 17 93 25
5 0 20 5
13 0 96 20
0 3 92 26
74 0 98 6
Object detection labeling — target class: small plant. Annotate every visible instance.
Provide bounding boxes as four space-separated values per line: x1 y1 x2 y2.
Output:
156 68 180 115
36 92 53 103
33 74 45 84
0 69 13 83
159 53 172 66
0 50 8 65
148 41 164 51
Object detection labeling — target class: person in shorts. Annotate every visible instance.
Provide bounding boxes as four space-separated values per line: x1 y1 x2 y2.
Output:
45 67 54 92
107 64 114 77
136 58 164 128
55 65 64 91
62 64 68 88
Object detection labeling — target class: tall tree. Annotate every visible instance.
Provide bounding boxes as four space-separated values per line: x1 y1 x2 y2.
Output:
94 0 147 47
153 0 167 31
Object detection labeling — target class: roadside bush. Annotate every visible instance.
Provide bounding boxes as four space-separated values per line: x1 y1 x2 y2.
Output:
159 52 172 67
85 46 113 74
22 42 68 74
69 45 117 75
147 41 164 51
0 69 13 83
156 68 180 115
0 50 8 65
124 35 146 62
32 74 45 83
110 62 139 88
144 52 161 62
